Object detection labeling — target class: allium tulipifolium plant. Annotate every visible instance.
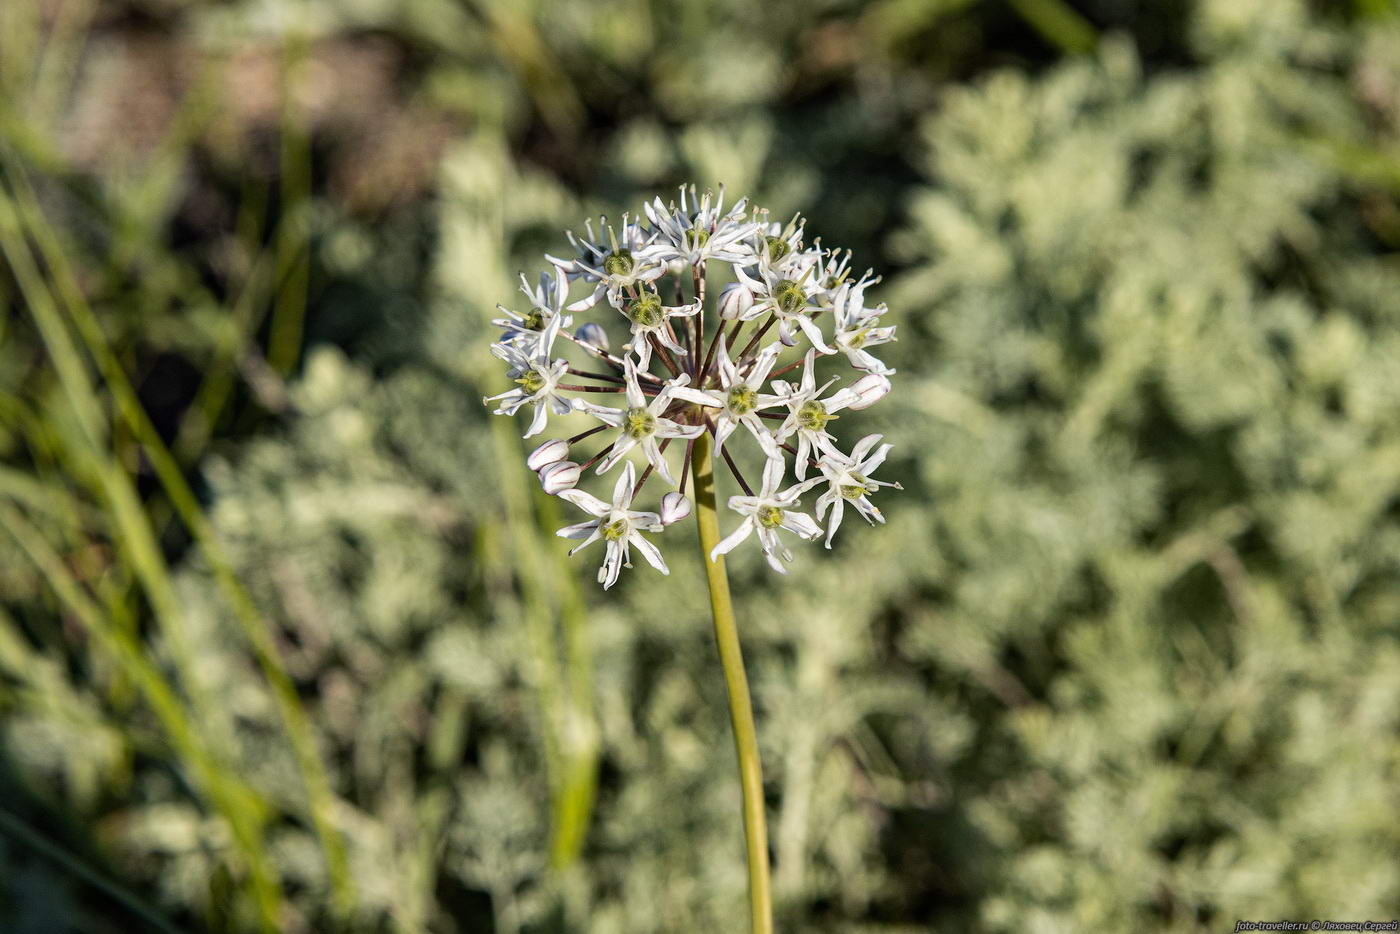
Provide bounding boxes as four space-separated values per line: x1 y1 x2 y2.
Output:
485 186 900 931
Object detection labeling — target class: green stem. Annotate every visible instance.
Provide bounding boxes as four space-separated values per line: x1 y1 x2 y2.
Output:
690 431 773 934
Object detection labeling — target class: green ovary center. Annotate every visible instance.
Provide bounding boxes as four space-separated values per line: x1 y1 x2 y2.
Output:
522 310 544 330
603 250 634 277
685 228 710 249
518 370 547 394
797 400 829 431
765 236 789 261
603 519 629 541
757 505 784 529
625 407 657 439
841 473 875 499
774 279 805 313
727 385 758 415
628 294 664 327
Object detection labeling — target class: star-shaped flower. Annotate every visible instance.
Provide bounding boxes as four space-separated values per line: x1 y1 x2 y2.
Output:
733 265 833 353
557 462 668 589
619 290 700 371
483 315 572 438
669 338 784 453
575 360 705 486
492 265 573 353
551 214 666 312
709 455 823 573
641 186 760 268
813 434 902 548
830 278 896 376
771 350 888 478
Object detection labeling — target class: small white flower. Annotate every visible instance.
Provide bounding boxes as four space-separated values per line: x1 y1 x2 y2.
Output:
483 315 572 438
554 214 666 312
734 265 833 353
771 349 873 478
642 185 759 268
557 462 668 589
618 291 700 371
709 456 823 573
669 338 784 453
539 460 582 494
813 434 903 548
830 279 896 375
575 360 705 486
492 266 574 353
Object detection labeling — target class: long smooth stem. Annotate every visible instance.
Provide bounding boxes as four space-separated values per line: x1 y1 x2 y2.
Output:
691 431 773 934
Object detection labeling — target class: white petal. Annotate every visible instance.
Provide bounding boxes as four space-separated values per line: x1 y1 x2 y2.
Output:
557 520 599 540
523 402 550 439
795 316 834 354
567 528 603 556
669 386 723 408
600 540 624 588
780 511 822 540
710 517 755 562
629 532 670 574
612 461 637 509
761 455 785 496
559 488 610 517
654 418 705 440
641 437 675 487
823 498 845 549
597 436 639 475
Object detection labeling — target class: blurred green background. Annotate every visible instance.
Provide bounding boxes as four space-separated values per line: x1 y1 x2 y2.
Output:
3 0 1400 931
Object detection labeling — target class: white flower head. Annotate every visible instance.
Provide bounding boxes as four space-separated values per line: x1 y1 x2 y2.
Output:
485 187 900 588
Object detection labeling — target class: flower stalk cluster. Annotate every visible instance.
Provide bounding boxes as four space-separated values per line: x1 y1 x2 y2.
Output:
486 185 901 588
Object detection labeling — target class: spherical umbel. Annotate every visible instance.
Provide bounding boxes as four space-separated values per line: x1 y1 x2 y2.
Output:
485 184 899 588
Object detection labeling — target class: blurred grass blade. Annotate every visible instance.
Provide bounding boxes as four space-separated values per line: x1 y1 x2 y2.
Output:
1006 0 1098 54
0 501 284 931
0 156 358 920
0 807 184 934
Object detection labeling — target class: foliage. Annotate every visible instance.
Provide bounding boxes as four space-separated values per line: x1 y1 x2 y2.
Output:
1 0 1399 931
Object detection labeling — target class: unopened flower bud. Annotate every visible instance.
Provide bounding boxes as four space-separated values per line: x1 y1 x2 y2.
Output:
847 373 891 410
539 461 582 494
575 322 609 353
527 439 570 471
660 492 692 525
718 281 754 320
